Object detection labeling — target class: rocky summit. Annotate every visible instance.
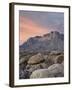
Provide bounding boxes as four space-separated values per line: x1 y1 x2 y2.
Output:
20 31 64 52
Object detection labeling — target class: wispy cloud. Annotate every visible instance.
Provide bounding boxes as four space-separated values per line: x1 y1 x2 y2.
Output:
19 16 49 45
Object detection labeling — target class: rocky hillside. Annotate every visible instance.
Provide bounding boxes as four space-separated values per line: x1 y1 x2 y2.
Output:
20 31 64 52
19 51 64 79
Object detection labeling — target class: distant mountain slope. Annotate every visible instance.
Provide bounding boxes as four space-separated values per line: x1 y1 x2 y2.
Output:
20 31 64 52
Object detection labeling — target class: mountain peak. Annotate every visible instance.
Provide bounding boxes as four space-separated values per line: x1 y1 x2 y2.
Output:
35 36 42 38
43 31 61 40
20 31 64 52
43 31 59 37
51 31 59 34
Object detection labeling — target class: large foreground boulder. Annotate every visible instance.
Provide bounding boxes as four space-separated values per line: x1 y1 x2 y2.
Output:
30 69 49 78
28 53 44 65
30 64 64 78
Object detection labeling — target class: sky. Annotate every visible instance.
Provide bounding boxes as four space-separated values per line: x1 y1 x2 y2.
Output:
19 10 64 45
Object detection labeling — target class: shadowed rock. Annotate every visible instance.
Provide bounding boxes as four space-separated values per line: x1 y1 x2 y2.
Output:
49 51 62 55
19 69 29 79
55 54 64 64
19 55 31 64
61 61 64 66
26 62 48 74
44 55 55 66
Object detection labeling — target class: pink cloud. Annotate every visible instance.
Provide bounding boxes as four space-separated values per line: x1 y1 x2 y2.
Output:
19 16 49 45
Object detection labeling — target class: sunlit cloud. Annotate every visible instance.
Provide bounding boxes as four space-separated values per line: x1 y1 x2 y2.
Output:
19 16 49 45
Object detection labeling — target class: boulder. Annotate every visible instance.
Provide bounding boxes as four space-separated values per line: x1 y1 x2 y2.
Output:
55 54 64 64
30 64 64 78
40 63 48 68
19 63 26 70
47 63 64 77
43 55 48 60
61 61 64 66
26 63 48 75
19 58 26 64
46 53 64 64
28 53 44 65
44 55 55 67
30 69 49 78
19 56 29 64
49 51 61 55
27 64 41 73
